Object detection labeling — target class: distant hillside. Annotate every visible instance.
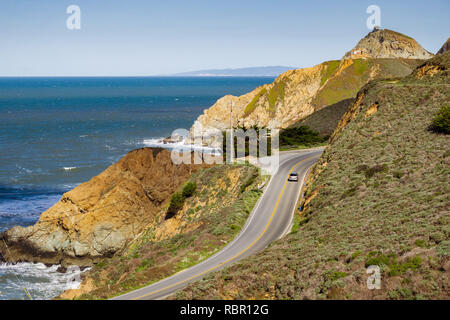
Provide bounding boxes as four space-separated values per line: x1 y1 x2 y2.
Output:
177 52 450 300
171 66 294 77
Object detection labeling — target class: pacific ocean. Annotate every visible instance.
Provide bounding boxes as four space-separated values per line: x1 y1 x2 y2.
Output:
0 76 274 299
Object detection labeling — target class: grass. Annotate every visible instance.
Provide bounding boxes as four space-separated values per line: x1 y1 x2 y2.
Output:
312 58 422 109
320 60 340 86
365 252 422 276
267 80 285 112
244 88 267 115
290 98 355 137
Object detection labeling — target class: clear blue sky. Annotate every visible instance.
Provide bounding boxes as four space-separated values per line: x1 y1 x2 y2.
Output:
1 0 449 76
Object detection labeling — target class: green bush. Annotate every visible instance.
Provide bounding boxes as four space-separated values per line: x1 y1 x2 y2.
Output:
365 252 422 276
182 181 197 198
279 126 327 147
167 192 185 218
429 105 450 134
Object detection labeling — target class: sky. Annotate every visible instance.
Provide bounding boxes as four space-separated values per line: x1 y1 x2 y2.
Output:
0 0 449 76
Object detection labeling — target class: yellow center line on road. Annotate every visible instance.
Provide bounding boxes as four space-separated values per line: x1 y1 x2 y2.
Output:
129 155 317 300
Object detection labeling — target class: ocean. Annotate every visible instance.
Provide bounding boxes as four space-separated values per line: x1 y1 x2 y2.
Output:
0 76 274 300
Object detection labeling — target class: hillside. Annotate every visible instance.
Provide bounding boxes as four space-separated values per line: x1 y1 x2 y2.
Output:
189 30 428 140
59 163 263 299
176 53 450 300
288 98 354 137
171 66 294 77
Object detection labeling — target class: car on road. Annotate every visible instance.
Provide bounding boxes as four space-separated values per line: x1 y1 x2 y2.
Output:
288 172 298 182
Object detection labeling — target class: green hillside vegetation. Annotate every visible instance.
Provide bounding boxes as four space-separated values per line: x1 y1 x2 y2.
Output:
70 164 263 300
312 58 422 110
166 181 197 219
244 78 286 116
320 60 340 86
289 98 355 137
429 105 450 134
267 80 285 112
279 126 328 149
244 88 267 115
176 53 450 300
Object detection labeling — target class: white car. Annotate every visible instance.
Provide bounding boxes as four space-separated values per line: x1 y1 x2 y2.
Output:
288 172 298 182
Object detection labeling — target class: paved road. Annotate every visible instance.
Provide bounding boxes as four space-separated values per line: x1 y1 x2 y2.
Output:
112 149 323 300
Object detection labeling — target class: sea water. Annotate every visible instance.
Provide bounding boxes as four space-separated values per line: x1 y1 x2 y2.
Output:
0 76 274 299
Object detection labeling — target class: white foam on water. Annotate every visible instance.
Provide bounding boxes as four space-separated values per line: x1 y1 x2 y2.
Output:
0 262 90 300
142 137 223 155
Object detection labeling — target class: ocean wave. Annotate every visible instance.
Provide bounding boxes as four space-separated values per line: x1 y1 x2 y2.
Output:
0 262 90 300
142 137 223 155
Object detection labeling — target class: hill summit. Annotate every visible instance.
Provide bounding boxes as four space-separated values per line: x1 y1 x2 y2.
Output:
343 28 434 60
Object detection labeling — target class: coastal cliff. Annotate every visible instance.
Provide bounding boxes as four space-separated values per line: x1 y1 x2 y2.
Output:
189 29 429 140
0 148 208 267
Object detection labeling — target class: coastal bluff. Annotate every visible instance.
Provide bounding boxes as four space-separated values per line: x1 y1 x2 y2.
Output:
0 148 207 267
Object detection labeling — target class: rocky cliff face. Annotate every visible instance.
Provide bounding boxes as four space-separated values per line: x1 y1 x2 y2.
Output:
189 30 429 140
437 38 450 55
0 148 208 267
343 29 434 59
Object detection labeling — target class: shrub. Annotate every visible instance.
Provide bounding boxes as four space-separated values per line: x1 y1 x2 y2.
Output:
356 164 388 178
182 181 197 198
166 192 185 219
279 126 327 147
429 105 450 134
365 252 422 276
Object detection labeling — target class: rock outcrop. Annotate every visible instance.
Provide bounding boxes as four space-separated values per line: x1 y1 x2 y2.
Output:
437 38 450 55
343 28 434 60
189 30 429 140
0 148 208 267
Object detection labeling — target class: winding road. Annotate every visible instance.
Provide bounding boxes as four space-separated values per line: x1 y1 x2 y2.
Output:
112 148 323 300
